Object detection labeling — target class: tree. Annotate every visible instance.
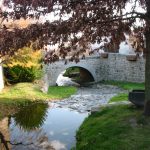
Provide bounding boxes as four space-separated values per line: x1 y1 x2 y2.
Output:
0 0 150 115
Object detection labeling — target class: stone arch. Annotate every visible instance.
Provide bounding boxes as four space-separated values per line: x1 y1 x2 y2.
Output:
56 66 95 85
63 64 96 81
44 60 97 88
65 65 95 77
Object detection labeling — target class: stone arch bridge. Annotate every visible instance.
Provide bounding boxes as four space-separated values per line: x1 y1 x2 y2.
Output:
43 53 145 92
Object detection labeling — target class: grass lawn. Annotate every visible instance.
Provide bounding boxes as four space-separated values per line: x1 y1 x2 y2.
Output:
76 105 150 150
109 93 128 103
0 82 77 105
102 81 145 103
103 80 145 90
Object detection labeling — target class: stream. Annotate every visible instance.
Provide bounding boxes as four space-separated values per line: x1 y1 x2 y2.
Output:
0 78 124 150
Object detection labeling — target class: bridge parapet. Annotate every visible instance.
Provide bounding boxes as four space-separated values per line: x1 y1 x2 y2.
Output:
43 53 145 92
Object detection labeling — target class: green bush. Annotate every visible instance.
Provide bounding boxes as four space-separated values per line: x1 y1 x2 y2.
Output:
4 65 41 83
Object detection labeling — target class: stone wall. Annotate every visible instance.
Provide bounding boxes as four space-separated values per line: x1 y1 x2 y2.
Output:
44 53 145 90
104 54 145 83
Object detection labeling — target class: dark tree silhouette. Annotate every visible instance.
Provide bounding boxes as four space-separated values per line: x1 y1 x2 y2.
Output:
0 0 150 115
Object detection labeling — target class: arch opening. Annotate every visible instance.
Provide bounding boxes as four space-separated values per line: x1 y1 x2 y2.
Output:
56 66 95 86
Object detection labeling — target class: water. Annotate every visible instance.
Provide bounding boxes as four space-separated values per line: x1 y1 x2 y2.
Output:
0 82 124 150
0 102 88 150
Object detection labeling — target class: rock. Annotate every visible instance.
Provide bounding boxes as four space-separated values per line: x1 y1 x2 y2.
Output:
51 83 125 113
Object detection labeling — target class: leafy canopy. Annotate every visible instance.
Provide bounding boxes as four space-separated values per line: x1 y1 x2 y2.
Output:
0 0 148 63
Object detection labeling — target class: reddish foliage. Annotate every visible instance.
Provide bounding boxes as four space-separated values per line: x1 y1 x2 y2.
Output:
0 0 148 63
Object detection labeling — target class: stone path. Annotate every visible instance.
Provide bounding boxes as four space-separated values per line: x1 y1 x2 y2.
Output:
51 83 126 113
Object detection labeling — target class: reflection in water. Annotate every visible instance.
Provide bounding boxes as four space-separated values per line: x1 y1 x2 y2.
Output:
13 102 48 131
0 102 49 150
0 102 88 150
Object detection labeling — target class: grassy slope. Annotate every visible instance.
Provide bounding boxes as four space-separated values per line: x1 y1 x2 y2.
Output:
103 81 145 103
0 83 77 105
76 105 150 150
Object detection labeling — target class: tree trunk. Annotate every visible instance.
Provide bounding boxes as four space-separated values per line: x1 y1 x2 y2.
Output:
144 32 150 115
143 0 150 116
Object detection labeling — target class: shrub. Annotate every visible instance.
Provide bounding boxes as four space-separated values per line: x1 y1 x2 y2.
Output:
4 65 41 83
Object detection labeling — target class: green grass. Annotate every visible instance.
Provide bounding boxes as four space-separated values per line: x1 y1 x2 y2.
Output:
109 93 128 103
76 105 150 150
47 86 77 99
0 83 77 105
103 80 145 90
101 81 145 103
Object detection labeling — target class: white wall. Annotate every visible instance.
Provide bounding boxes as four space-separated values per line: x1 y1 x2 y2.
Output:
0 62 4 92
